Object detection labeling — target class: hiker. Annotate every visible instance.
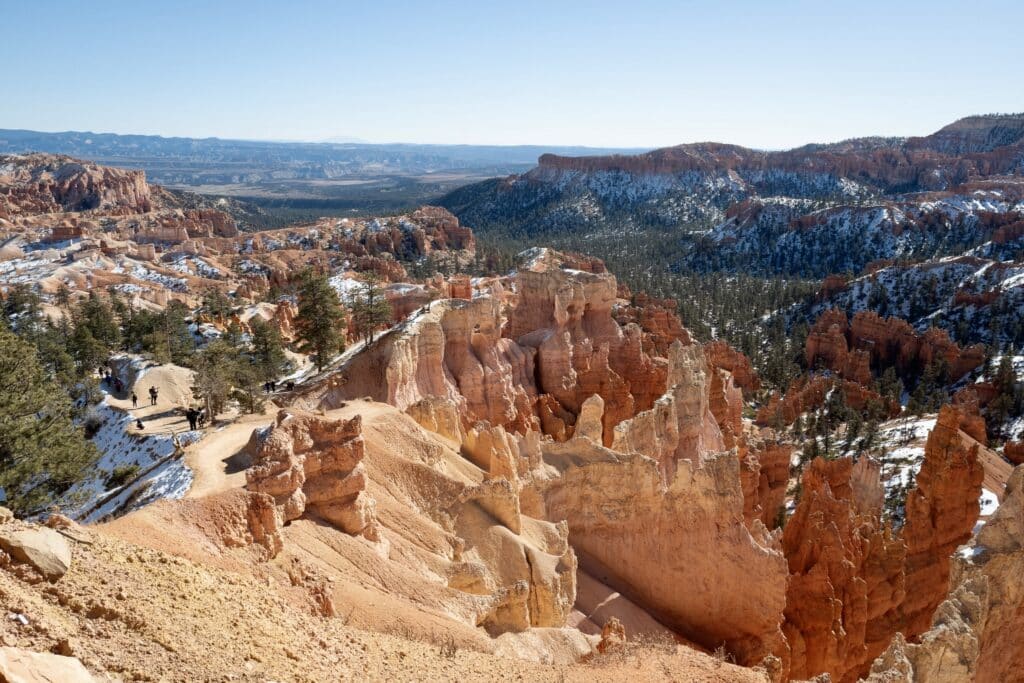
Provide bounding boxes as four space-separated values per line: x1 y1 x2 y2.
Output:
114 377 123 393
197 410 207 429
285 380 295 391
185 408 199 431
269 380 277 392
263 381 271 393
131 392 138 409
136 418 144 430
149 385 158 406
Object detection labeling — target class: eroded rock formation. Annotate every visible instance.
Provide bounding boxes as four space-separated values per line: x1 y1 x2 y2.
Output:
245 410 380 541
0 154 152 216
805 309 986 385
541 344 789 667
757 375 899 427
865 465 1024 683
782 457 906 682
316 248 681 446
899 405 985 636
783 404 986 682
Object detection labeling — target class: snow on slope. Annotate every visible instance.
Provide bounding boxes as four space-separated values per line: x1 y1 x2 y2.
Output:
64 398 200 522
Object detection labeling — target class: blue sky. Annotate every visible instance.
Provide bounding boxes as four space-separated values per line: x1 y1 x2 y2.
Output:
2 0 1022 149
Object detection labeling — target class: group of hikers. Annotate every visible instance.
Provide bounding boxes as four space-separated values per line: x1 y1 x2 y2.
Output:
100 369 124 394
101 361 295 435
262 380 296 393
128 385 159 409
185 407 206 431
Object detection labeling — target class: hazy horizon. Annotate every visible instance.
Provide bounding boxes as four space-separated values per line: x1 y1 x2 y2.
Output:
3 0 1023 149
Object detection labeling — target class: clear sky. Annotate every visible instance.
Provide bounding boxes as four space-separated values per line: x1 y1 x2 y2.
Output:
2 0 1022 149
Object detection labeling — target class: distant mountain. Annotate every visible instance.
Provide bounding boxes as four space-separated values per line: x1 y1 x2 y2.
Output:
0 129 647 186
439 114 1024 353
439 114 1024 268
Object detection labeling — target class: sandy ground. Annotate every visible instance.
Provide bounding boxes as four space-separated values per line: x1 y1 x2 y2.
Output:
184 410 274 498
78 398 770 681
105 362 202 436
0 523 766 681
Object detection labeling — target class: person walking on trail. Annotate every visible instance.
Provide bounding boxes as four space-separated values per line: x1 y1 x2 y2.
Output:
149 385 158 406
186 408 199 431
131 392 138 409
136 418 144 431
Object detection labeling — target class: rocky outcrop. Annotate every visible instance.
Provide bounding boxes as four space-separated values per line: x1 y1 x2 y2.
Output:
542 343 788 667
1005 440 1024 466
708 362 789 528
972 466 1024 681
0 526 73 582
807 309 986 385
0 647 95 682
610 343 725 478
705 340 761 393
806 311 872 385
542 438 788 667
596 616 627 654
0 153 152 217
344 295 540 434
782 404 985 682
315 249 679 446
406 396 465 444
757 375 899 427
865 465 1024 683
848 311 985 382
613 292 692 358
272 299 297 342
740 438 792 529
899 405 985 636
245 410 380 541
782 457 906 682
863 575 986 683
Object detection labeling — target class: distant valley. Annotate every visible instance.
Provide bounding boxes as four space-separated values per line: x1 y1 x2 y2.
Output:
0 129 646 221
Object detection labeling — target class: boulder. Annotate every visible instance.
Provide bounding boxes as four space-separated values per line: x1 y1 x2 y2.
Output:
0 527 72 581
0 647 95 682
596 616 627 654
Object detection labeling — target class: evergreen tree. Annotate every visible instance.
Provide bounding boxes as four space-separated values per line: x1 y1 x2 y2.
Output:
142 301 194 365
250 318 288 382
0 326 99 514
295 269 346 372
232 358 264 415
348 275 393 343
201 288 234 320
73 292 121 350
55 283 72 308
191 339 238 419
2 284 41 334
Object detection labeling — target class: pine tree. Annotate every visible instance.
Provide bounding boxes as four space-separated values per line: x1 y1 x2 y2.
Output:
0 326 99 514
232 357 264 415
74 292 121 351
295 269 346 372
348 275 393 343
191 339 238 420
201 288 234 321
55 283 72 308
250 318 288 382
